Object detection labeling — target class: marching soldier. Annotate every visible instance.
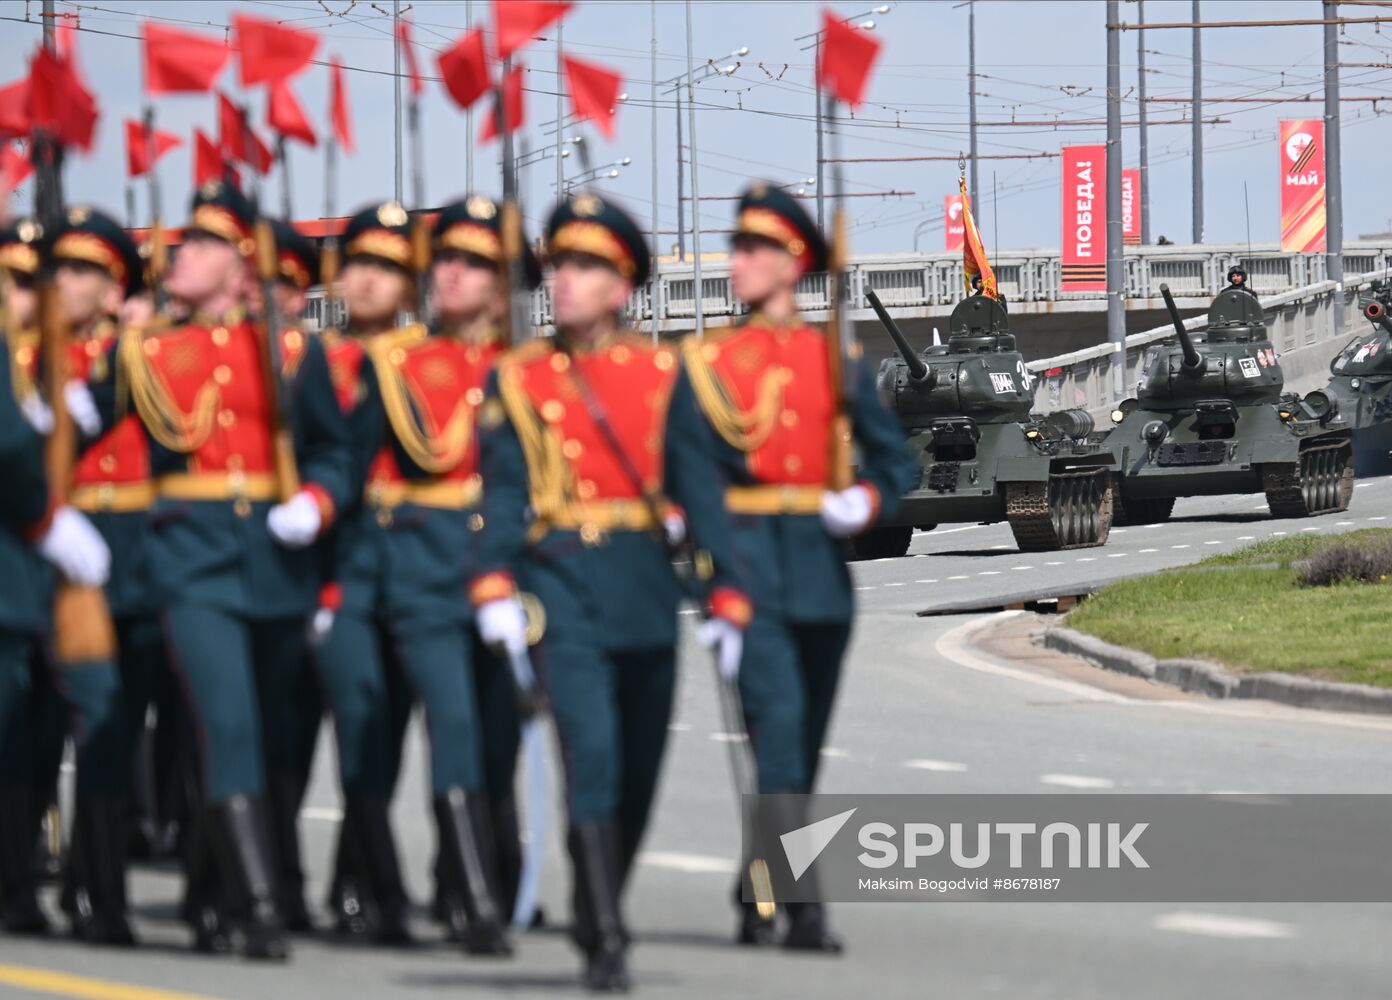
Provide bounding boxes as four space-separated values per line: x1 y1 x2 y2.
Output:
81 182 353 959
0 221 113 936
470 194 753 991
681 183 916 951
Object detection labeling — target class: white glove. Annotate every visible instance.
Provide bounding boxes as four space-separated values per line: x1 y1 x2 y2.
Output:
20 393 54 435
697 616 744 683
477 597 528 656
267 491 323 549
663 510 687 547
308 607 336 645
65 380 102 438
819 484 875 539
37 505 111 586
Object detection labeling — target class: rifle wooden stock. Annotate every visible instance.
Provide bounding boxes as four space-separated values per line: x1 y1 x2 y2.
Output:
320 240 340 330
825 205 854 491
253 218 300 502
498 199 527 347
411 214 432 318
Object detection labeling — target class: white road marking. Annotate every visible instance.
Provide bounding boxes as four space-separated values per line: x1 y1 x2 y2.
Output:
301 807 344 822
1371 516 1387 521
1110 528 1127 534
1171 544 1191 549
668 722 691 733
1253 504 1268 510
1045 561 1064 566
926 524 987 535
1106 553 1126 558
1039 773 1115 790
639 851 738 875
903 758 969 773
1011 566 1034 571
855 586 877 591
1336 521 1355 526
1076 557 1097 562
916 579 939 584
1138 548 1158 553
991 544 1013 550
979 571 1001 576
1300 527 1320 533
1271 531 1288 536
883 582 905 588
709 732 747 744
1237 535 1255 541
1153 912 1296 940
1204 540 1222 545
820 747 850 758
947 575 969 581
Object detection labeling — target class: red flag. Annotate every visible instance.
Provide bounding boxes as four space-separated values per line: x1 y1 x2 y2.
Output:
247 125 273 175
0 77 29 141
1 142 33 192
268 81 316 147
397 19 424 98
437 29 490 111
329 59 353 153
816 9 882 108
194 127 228 186
958 175 996 300
142 23 230 94
125 118 182 178
218 91 246 161
27 47 98 151
55 13 77 60
494 0 572 60
563 55 622 139
234 14 320 87
480 63 525 143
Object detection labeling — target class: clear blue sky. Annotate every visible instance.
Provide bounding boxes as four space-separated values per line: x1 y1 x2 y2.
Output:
3 0 1390 252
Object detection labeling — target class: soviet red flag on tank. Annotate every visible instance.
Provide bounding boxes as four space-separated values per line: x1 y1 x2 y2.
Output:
1279 119 1326 254
438 29 491 110
125 118 181 178
1061 143 1105 292
816 9 882 107
329 59 354 153
563 55 622 139
959 176 996 299
234 14 320 87
269 81 316 147
494 0 573 60
480 63 525 142
143 23 230 94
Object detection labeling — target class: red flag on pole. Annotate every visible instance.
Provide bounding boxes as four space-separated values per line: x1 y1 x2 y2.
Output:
0 78 30 141
247 125 274 174
234 14 320 87
125 118 181 178
494 1 572 60
816 9 882 108
329 58 353 153
142 24 230 94
194 127 229 186
563 55 622 139
268 81 317 147
437 29 490 110
1 142 33 192
480 63 525 143
958 175 996 299
27 47 98 151
397 19 424 98
218 91 246 161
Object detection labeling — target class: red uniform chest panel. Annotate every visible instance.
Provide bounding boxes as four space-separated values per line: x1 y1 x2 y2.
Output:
706 324 833 484
143 321 275 473
517 342 678 500
325 336 367 414
397 338 500 482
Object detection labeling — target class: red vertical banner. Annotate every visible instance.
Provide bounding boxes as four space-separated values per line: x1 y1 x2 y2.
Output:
1061 144 1106 291
1122 168 1141 246
944 194 965 251
1280 119 1326 253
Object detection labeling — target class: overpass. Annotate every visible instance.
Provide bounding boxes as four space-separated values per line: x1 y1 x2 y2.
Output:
303 239 1392 364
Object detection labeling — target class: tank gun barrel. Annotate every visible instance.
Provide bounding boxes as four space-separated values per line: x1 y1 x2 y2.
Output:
1160 283 1206 377
1366 298 1392 336
865 287 934 386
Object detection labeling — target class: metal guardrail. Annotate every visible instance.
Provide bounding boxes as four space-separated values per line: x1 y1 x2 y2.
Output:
301 240 1392 334
1027 268 1389 416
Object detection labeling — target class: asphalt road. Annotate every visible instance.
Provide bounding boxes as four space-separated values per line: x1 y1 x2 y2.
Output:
3 475 1391 1000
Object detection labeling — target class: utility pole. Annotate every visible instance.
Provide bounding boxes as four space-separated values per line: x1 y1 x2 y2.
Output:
1138 0 1151 244
676 89 685 261
1191 0 1203 243
393 0 403 205
1106 0 1125 401
968 0 979 212
685 0 703 336
1324 0 1344 337
815 34 825 229
555 24 564 200
465 0 474 192
650 0 660 341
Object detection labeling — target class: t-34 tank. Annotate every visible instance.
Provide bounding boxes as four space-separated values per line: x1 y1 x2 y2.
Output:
1301 279 1392 474
856 288 1117 559
1107 280 1353 523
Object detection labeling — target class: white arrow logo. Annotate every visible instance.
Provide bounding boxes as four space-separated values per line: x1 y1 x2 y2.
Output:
779 808 857 881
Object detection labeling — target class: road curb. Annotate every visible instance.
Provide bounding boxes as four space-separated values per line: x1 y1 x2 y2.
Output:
1042 626 1392 715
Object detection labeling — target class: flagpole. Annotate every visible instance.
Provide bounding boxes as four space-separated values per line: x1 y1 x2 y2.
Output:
278 136 292 219
393 0 404 205
684 0 703 338
322 129 340 332
465 0 474 192
141 101 166 312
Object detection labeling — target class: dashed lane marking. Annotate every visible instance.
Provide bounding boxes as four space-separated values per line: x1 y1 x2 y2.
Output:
639 851 738 875
1011 566 1034 571
916 579 939 584
1204 540 1222 545
1371 516 1387 521
1106 553 1126 558
1271 531 1288 536
855 585 877 591
820 747 850 758
1300 527 1320 533
883 582 905 587
1336 521 1355 526
979 571 1001 576
1237 535 1255 541
1171 544 1191 549
709 732 747 744
668 722 692 733
1138 548 1158 553
948 575 969 580
1076 557 1097 562
1152 912 1296 940
0 965 223 1000
903 758 970 773
300 807 343 822
1039 773 1115 790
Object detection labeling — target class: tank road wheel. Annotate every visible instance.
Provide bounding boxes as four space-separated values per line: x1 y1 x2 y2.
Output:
852 525 913 561
1111 476 1176 526
1007 469 1113 552
1262 440 1354 518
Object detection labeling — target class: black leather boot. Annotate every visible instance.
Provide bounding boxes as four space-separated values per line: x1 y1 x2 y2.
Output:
782 901 843 955
180 809 231 954
345 795 412 945
569 823 629 993
433 788 510 956
66 794 136 946
209 795 289 960
0 789 49 935
325 815 369 938
269 774 312 933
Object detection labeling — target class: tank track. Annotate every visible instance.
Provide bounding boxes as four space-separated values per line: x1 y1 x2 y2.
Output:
1262 436 1355 518
1005 467 1114 552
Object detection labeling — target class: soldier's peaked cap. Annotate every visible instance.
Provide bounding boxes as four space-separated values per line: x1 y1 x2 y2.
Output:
269 218 320 290
733 181 827 274
0 219 42 277
49 205 145 297
434 194 540 289
546 193 650 287
187 180 256 258
343 201 414 273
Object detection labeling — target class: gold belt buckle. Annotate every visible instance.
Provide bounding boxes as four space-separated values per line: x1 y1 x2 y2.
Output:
579 522 604 547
